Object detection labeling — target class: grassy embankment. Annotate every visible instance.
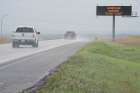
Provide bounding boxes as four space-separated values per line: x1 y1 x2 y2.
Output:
37 38 140 93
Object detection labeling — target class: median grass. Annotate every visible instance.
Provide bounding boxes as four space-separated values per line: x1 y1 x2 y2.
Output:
37 41 140 93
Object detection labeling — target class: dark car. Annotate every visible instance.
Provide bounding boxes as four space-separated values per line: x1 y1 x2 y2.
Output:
64 31 77 40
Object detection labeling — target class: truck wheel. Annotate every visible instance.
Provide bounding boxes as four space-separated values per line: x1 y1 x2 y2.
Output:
32 41 38 48
16 43 19 48
32 43 36 48
12 42 19 48
36 41 38 48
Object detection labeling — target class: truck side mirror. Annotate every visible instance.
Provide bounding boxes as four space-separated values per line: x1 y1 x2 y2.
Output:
37 32 40 34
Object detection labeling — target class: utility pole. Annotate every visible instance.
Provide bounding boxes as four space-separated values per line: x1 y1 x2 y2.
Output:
1 14 8 38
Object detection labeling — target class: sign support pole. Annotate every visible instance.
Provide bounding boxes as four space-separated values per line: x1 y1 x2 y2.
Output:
112 15 116 41
97 6 132 41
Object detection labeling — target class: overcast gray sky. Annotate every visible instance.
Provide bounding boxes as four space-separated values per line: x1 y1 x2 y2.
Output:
0 0 140 35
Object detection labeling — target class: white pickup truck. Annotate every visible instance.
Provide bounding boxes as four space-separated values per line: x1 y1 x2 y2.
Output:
12 27 40 48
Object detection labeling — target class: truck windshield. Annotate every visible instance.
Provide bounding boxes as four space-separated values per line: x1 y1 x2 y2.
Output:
16 27 34 33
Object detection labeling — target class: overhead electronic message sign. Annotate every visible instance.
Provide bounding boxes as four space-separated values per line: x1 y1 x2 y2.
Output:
96 6 132 16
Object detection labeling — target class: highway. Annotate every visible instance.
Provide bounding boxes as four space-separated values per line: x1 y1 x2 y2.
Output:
0 39 78 65
0 40 86 93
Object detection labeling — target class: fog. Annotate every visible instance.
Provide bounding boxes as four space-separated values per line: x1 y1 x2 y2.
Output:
0 0 140 37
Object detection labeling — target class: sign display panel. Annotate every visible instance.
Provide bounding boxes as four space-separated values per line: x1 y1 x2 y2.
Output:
96 6 132 16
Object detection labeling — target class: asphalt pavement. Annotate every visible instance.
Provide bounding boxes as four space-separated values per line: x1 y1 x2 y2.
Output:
0 39 78 65
0 42 86 93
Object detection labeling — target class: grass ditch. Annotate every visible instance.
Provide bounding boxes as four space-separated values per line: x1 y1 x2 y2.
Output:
25 41 140 93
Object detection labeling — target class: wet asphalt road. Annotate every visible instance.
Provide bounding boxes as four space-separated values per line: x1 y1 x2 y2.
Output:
0 42 86 93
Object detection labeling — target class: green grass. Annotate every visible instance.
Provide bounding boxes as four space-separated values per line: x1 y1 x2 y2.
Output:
38 42 140 93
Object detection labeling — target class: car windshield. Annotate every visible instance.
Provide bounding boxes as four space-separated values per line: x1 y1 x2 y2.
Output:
16 27 34 32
